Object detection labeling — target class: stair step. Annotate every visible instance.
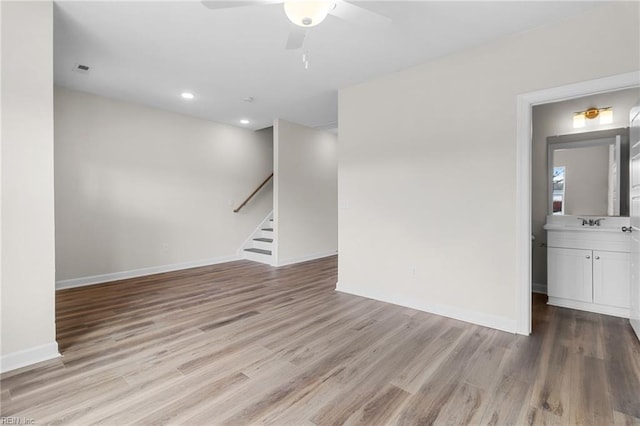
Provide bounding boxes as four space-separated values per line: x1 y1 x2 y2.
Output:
253 238 273 243
244 248 272 256
262 228 274 232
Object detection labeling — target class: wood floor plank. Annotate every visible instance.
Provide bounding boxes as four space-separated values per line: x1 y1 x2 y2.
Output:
389 320 466 394
216 309 414 426
475 323 547 426
570 355 615 425
428 381 486 425
39 368 185 425
519 405 567 426
614 410 640 426
1 256 638 425
309 317 441 425
480 373 533 426
571 309 606 359
393 326 488 425
13 376 129 422
343 384 412 426
602 313 640 418
463 331 509 391
529 312 572 419
133 371 250 425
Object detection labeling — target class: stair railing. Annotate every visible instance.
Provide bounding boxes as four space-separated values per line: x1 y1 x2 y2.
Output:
233 173 274 213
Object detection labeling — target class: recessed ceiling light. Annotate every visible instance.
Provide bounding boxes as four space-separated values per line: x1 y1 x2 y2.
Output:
240 119 250 125
181 92 195 100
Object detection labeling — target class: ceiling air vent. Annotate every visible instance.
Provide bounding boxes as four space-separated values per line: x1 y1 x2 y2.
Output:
73 63 90 74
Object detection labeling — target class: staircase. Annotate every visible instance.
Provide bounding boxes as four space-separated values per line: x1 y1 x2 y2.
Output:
241 214 274 265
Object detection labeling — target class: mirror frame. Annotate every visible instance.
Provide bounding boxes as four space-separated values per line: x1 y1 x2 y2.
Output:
547 127 629 216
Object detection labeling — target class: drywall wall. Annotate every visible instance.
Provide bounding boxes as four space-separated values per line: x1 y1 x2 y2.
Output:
274 119 338 265
338 1 640 332
54 87 273 285
531 88 639 290
1 1 59 372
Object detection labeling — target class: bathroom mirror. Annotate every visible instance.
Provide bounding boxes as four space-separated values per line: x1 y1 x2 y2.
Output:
548 127 629 217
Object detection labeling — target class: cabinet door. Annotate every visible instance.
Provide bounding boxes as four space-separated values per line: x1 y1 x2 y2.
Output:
548 247 593 303
593 250 631 309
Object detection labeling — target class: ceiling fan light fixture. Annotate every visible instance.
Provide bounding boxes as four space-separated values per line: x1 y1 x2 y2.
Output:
284 1 333 27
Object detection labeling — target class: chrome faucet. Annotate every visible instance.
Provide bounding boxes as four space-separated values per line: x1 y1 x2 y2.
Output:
577 217 605 226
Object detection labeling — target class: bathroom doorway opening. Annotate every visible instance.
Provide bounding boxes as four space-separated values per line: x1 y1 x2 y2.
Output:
516 72 639 335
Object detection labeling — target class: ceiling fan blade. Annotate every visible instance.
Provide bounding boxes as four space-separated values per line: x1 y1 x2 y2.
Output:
329 1 392 28
201 1 280 10
285 26 306 50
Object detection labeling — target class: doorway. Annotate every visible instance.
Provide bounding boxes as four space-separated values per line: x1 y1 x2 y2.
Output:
516 72 640 335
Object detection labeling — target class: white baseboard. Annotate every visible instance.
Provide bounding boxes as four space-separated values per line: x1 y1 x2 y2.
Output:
275 250 338 267
336 282 517 333
56 255 241 290
548 297 630 319
0 342 60 374
532 282 547 295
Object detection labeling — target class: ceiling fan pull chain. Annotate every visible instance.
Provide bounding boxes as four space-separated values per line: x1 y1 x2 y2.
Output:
303 50 310 69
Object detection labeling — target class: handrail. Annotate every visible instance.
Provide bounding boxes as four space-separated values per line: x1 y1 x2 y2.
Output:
233 173 273 213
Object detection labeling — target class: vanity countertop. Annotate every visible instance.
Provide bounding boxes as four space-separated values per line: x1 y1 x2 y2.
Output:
544 215 630 233
545 215 631 252
543 224 628 233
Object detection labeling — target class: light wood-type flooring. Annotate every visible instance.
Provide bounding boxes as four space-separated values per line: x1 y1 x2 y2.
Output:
1 256 639 425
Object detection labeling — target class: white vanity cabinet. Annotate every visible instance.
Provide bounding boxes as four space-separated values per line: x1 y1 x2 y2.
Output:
545 220 631 318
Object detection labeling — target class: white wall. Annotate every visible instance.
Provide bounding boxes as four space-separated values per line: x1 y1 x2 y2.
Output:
531 87 640 289
273 119 337 265
1 1 59 372
338 2 640 332
54 87 273 286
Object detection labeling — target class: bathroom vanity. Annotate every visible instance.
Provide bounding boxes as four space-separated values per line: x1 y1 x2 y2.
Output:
544 127 632 318
545 215 631 318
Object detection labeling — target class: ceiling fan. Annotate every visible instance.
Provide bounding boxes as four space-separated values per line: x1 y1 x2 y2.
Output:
201 1 392 50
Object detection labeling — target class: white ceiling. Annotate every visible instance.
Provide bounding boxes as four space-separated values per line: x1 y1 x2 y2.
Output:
54 1 605 131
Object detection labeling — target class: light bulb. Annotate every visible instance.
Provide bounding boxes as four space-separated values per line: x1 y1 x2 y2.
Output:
284 1 333 27
599 108 613 125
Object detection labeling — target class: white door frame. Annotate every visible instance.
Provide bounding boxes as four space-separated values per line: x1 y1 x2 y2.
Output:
516 71 640 335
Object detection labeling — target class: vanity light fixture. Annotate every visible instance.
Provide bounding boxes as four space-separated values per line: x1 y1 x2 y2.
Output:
240 119 250 125
181 92 195 100
572 107 613 128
